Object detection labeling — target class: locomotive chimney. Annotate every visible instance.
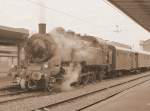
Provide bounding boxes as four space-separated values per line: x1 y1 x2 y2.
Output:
39 23 46 34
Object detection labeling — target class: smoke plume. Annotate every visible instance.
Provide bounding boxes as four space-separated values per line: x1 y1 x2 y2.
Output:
38 0 46 23
49 27 105 91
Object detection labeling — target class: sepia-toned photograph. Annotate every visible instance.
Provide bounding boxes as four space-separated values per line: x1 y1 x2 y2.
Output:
0 0 149 111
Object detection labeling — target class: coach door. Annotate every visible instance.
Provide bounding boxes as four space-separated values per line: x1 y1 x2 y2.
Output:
130 52 133 69
135 53 138 68
108 49 112 65
107 45 115 70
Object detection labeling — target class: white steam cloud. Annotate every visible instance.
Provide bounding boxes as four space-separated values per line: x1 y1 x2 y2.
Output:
61 63 81 91
49 27 106 91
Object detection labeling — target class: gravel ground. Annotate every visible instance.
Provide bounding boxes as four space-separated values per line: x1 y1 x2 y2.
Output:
83 80 150 111
45 76 150 111
0 72 149 111
0 91 45 104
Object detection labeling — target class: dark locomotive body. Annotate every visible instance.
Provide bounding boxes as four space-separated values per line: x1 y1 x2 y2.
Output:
14 26 150 91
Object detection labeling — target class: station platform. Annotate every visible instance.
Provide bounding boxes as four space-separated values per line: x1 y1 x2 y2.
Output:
0 76 13 89
84 80 150 111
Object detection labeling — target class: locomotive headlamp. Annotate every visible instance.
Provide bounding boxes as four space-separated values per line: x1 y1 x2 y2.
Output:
11 64 15 68
44 63 48 68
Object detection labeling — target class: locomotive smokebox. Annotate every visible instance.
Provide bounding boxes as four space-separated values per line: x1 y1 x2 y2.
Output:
39 23 46 34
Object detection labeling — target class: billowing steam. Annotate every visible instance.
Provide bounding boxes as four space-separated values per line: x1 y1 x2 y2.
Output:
61 62 81 91
49 27 105 91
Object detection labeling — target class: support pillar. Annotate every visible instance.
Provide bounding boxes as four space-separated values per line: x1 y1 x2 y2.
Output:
17 44 21 67
12 56 14 65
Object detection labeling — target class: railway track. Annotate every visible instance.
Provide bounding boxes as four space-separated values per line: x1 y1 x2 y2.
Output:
0 84 60 107
0 78 49 104
0 82 21 92
0 72 150 111
0 84 29 98
0 91 46 105
0 85 48 105
36 72 150 111
0 90 27 97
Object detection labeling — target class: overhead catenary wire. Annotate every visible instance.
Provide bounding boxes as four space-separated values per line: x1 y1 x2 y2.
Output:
0 0 118 33
25 0 84 21
101 0 129 19
25 0 111 30
99 0 126 33
25 0 95 24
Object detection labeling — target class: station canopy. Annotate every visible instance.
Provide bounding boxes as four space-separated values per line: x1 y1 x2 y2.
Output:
0 25 28 58
0 25 29 45
108 0 150 32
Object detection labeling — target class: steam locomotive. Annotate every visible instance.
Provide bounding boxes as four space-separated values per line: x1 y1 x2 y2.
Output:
13 24 150 91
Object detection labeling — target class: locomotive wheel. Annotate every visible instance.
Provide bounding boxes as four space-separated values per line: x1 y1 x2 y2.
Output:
111 71 117 78
117 71 122 77
88 73 94 83
47 83 54 92
97 71 105 81
20 79 36 90
27 80 37 90
91 72 97 83
45 77 56 92
82 75 90 85
76 76 82 85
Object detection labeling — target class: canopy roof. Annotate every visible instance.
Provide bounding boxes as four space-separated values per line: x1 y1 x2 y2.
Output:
0 25 29 45
108 0 150 32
